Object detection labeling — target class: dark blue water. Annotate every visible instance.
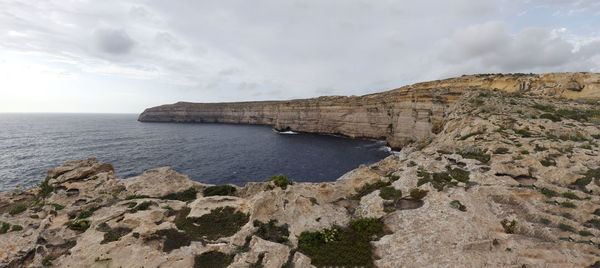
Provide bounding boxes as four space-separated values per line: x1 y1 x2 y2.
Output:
0 113 391 192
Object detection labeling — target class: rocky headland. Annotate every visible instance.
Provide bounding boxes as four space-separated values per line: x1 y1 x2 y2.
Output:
2 73 600 267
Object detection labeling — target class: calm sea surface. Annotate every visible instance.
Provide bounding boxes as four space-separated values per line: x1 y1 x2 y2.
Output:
0 113 391 192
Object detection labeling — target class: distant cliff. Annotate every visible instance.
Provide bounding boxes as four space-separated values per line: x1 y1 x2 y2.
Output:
139 73 600 149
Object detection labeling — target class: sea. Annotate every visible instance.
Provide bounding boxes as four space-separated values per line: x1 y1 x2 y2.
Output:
0 113 391 192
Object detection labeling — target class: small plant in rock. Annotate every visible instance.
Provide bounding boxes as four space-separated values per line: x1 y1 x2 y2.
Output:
203 185 237 197
559 201 576 208
379 186 402 202
501 219 517 234
253 219 290 243
351 180 390 200
540 188 559 198
494 147 510 154
561 191 580 200
194 251 234 268
10 225 23 232
125 194 150 200
77 210 93 219
268 175 293 190
9 203 27 215
450 200 467 212
459 146 490 163
540 158 556 167
38 177 54 198
1 222 10 234
134 201 152 211
66 219 91 232
162 187 197 201
42 256 54 266
540 218 551 225
558 223 576 233
409 188 428 200
459 131 484 140
579 230 594 237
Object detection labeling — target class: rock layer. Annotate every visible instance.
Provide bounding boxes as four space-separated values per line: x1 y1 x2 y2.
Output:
139 73 600 148
2 74 600 267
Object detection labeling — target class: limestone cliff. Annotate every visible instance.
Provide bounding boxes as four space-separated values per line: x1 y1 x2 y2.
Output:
139 72 600 149
2 74 600 267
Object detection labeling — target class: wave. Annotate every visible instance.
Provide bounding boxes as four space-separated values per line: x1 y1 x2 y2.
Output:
272 129 299 135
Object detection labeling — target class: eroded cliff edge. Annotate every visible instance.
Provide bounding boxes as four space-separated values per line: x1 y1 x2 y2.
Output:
139 72 600 149
2 86 600 267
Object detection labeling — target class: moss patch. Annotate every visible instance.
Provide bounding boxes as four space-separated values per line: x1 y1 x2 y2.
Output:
203 185 237 197
66 219 91 232
268 175 293 190
379 186 402 202
194 251 234 268
172 206 249 243
253 219 290 243
350 180 390 200
162 187 197 202
9 203 27 215
297 217 384 267
100 227 132 244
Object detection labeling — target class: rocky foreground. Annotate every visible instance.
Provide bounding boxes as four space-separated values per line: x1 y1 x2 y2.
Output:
2 88 600 267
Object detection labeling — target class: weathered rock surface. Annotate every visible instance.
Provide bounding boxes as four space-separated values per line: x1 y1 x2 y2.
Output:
2 73 600 267
139 72 600 149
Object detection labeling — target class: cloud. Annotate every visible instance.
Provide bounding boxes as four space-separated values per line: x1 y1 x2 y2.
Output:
438 21 599 74
94 29 135 55
0 0 598 113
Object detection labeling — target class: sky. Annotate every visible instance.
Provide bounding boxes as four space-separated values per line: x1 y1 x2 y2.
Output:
0 0 599 113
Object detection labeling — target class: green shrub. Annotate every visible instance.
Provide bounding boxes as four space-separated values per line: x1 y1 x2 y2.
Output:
10 225 23 232
494 147 510 154
540 113 561 122
559 201 576 208
379 187 402 202
49 203 65 210
162 187 197 201
534 144 548 152
540 158 556 167
0 222 10 234
297 218 383 267
253 219 290 243
134 201 152 211
175 206 249 241
447 167 470 183
459 131 484 140
38 177 54 198
9 203 27 215
579 230 593 236
561 192 580 200
450 200 467 212
77 210 93 219
540 188 559 198
459 147 490 163
532 104 555 112
127 202 137 208
66 219 91 232
194 251 234 268
100 227 131 244
125 194 150 200
268 175 293 190
351 180 390 200
558 223 575 232
409 188 428 200
513 129 532 137
203 185 236 197
501 219 517 234
42 256 53 266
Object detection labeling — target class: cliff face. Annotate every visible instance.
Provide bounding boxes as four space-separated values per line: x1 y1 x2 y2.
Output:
139 72 600 148
3 88 600 267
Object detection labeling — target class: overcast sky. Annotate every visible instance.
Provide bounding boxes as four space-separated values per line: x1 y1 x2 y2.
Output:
0 0 599 113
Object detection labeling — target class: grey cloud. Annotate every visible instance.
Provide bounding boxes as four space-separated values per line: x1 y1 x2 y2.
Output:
439 21 578 72
94 29 135 55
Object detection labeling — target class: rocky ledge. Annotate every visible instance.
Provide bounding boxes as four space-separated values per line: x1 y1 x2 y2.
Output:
2 88 600 267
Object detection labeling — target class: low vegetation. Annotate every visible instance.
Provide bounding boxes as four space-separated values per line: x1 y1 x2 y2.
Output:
350 180 390 200
501 219 516 234
379 186 402 202
450 200 467 212
267 174 293 190
253 219 290 243
203 185 237 197
161 187 197 201
297 217 384 267
66 219 91 232
194 251 234 268
9 203 27 215
409 188 428 200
